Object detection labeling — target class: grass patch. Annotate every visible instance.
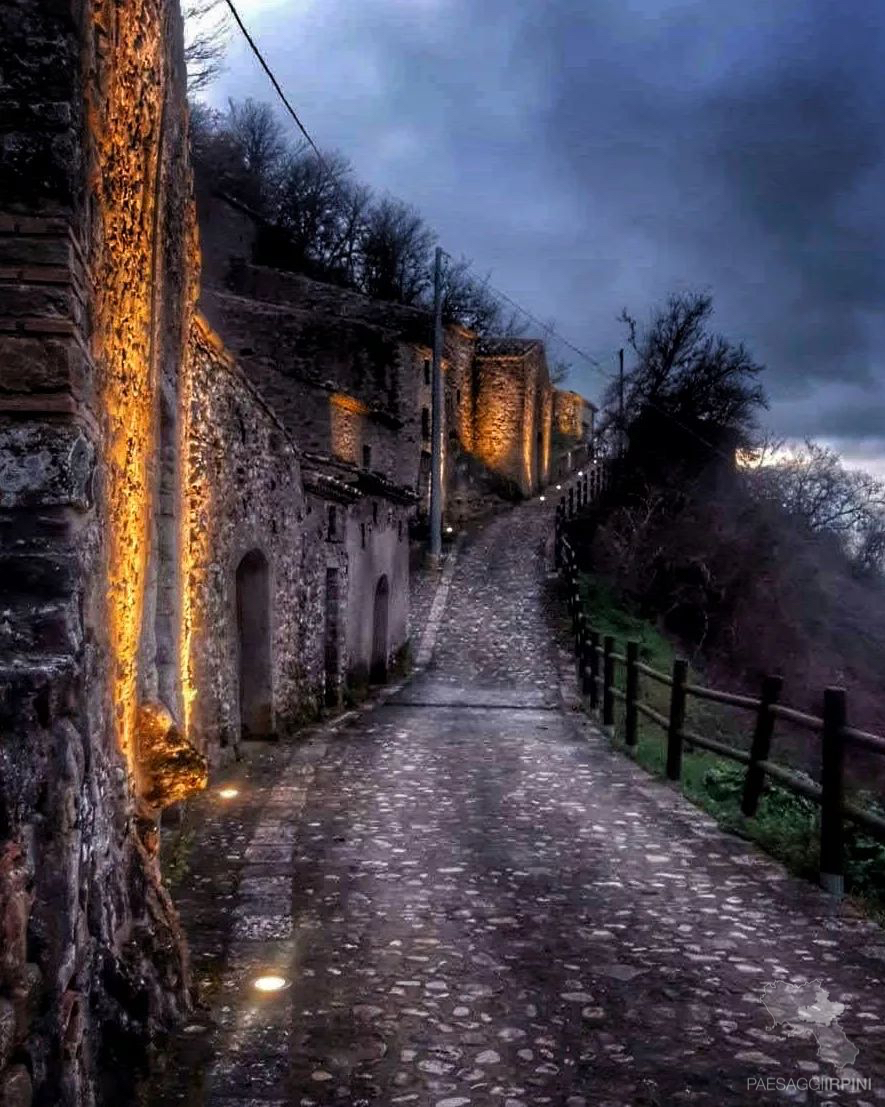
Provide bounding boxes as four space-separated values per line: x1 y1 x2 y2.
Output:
576 571 885 919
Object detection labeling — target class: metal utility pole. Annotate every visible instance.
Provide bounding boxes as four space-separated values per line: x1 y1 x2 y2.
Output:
429 246 444 565
618 347 625 458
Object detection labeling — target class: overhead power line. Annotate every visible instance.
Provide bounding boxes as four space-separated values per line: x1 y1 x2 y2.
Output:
462 265 732 463
222 0 328 169
218 5 734 466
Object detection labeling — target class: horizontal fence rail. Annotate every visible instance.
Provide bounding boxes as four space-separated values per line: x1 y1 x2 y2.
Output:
552 470 885 899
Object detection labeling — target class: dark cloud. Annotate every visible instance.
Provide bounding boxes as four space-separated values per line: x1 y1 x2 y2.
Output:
210 0 885 463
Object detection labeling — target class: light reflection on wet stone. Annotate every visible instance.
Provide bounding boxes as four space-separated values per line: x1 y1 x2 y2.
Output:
149 501 885 1105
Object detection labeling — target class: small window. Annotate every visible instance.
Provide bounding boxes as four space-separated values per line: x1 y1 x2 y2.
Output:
423 358 431 385
372 502 378 525
456 388 461 404
421 407 430 441
398 519 403 541
362 444 372 470
327 504 337 540
361 523 366 549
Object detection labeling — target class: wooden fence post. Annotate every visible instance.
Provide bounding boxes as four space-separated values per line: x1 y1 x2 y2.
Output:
625 640 639 749
666 658 688 781
602 636 615 727
589 629 600 710
575 609 585 662
581 632 594 698
741 674 782 816
820 687 847 897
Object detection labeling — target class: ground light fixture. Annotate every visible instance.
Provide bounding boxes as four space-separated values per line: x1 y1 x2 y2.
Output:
218 787 239 799
446 525 454 534
539 495 545 502
253 975 288 993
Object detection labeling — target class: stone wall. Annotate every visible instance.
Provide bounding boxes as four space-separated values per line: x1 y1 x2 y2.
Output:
0 0 204 1102
342 494 410 687
473 340 554 497
182 316 412 753
183 318 323 758
553 389 595 442
199 250 562 520
200 285 417 488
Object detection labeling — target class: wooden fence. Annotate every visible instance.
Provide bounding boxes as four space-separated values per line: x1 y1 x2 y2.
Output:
553 471 885 896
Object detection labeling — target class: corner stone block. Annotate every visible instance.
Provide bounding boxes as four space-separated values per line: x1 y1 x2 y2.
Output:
0 335 89 396
0 422 94 509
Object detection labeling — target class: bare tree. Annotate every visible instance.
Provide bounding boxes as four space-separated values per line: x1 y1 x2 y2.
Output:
441 258 503 334
225 98 287 211
272 149 371 284
607 291 767 448
358 197 435 305
745 439 885 572
549 360 571 386
183 0 230 93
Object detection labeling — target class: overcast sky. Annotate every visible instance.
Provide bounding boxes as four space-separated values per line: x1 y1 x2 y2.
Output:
204 0 885 473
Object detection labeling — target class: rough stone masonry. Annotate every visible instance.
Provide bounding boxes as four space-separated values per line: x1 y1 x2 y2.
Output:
0 2 594 1103
0 1 201 1103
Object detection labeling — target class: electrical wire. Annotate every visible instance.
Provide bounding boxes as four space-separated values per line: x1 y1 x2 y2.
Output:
219 4 734 464
222 0 328 169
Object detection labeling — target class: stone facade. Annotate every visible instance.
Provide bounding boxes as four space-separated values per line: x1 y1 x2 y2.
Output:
184 317 316 758
0 6 596 1101
197 197 560 522
553 388 596 443
0 0 202 1102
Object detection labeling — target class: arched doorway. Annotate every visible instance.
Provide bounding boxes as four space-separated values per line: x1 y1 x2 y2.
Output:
235 549 273 739
370 575 389 684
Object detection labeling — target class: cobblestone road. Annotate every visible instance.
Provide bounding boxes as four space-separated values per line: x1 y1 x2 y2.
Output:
159 499 885 1107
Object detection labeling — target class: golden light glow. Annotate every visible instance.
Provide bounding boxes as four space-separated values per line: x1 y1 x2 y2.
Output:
253 975 287 993
181 317 214 743
218 787 239 799
329 394 365 465
90 1 166 774
541 391 553 483
330 391 371 416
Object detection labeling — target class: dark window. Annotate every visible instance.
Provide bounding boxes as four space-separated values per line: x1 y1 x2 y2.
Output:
372 501 378 525
361 523 366 549
421 407 430 441
327 504 337 540
398 519 403 541
456 388 461 404
362 444 372 469
423 358 431 385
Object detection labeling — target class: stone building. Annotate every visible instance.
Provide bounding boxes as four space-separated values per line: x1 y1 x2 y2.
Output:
553 388 596 444
198 192 562 525
0 1 204 1102
0 2 595 1100
551 388 598 478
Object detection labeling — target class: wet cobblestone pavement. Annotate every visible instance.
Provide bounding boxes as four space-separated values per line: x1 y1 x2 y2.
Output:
152 499 885 1106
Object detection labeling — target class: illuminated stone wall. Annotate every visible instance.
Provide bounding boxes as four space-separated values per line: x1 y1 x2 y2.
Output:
197 237 567 519
473 341 554 498
0 0 203 1101
553 389 594 441
183 317 323 756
